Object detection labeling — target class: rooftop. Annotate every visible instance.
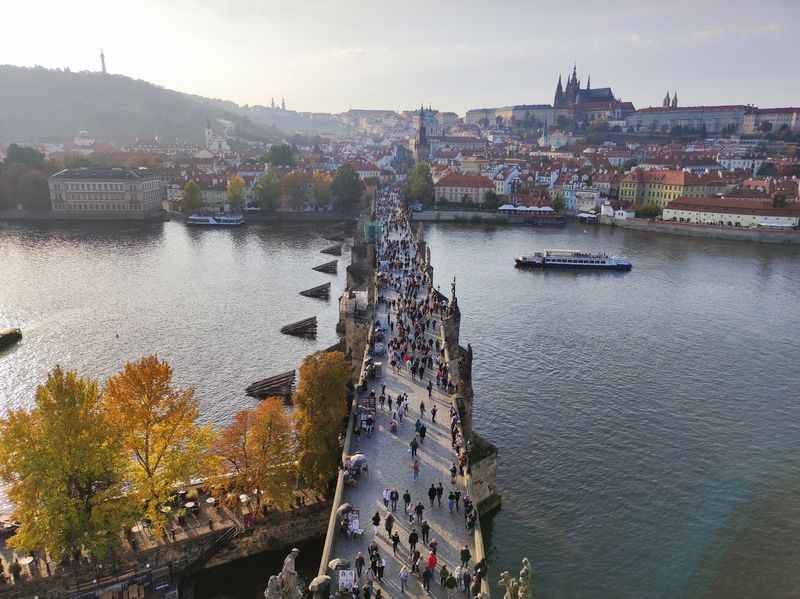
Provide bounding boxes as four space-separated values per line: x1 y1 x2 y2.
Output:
50 167 156 180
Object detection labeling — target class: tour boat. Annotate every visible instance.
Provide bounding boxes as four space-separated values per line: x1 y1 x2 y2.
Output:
515 249 632 271
185 214 244 226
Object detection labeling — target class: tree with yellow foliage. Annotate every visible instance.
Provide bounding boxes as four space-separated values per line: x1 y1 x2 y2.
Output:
293 352 349 491
311 172 332 209
227 175 246 211
215 398 295 511
0 367 134 561
103 356 216 530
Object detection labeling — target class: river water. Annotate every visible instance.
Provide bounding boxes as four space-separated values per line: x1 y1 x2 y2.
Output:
1 220 799 598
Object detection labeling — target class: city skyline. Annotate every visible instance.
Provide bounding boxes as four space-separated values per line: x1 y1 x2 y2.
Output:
3 0 800 115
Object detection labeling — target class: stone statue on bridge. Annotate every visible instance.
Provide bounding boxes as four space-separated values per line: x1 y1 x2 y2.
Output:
499 558 534 599
265 547 302 599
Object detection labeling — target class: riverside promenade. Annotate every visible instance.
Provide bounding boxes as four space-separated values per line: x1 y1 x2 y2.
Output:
319 196 489 599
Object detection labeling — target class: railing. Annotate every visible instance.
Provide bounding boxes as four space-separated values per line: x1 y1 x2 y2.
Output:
317 287 376 580
439 325 492 599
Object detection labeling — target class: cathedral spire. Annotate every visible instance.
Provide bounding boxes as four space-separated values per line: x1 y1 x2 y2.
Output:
586 73 590 90
663 91 670 108
671 92 678 108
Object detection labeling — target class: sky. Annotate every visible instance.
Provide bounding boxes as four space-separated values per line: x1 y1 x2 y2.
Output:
3 0 799 115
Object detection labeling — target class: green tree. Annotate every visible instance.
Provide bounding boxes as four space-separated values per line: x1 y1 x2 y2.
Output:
331 164 364 213
255 172 282 211
0 367 133 561
264 144 296 167
551 193 565 213
483 190 500 210
4 143 45 169
294 352 349 491
772 193 787 208
227 175 246 211
281 171 310 211
103 356 216 531
405 162 434 205
311 173 332 209
180 180 203 213
757 162 777 177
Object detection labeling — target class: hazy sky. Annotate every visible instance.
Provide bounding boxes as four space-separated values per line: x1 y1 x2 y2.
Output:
5 0 799 114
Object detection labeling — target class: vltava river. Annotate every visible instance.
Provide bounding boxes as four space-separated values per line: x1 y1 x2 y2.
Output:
1 220 799 598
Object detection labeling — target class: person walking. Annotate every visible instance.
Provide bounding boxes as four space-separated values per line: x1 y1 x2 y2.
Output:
419 400 426 418
427 380 433 399
391 531 400 556
454 565 463 591
385 512 395 536
448 491 456 513
399 565 409 594
372 511 380 537
403 490 412 512
377 556 386 581
390 488 399 511
454 489 461 512
408 528 419 553
431 404 437 423
445 572 458 599
436 483 444 507
440 564 450 588
422 566 433 592
355 552 365 579
414 501 424 523
460 545 472 567
412 459 420 481
427 484 436 507
426 551 438 572
421 519 430 544
419 423 427 444
410 437 418 458
463 568 472 598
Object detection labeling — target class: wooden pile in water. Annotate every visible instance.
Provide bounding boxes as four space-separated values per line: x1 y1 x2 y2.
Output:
280 317 317 338
312 260 338 274
299 282 331 300
245 370 296 399
321 244 342 256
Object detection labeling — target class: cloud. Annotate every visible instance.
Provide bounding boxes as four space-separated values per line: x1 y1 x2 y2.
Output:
330 47 367 59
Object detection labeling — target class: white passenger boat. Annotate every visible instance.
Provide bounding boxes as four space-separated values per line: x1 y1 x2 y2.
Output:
515 249 632 271
185 214 244 226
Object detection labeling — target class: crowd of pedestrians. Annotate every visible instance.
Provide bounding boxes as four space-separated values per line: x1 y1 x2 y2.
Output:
340 192 483 598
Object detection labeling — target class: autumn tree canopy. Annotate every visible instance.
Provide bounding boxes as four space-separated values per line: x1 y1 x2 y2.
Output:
103 355 216 529
0 367 133 560
293 352 349 491
215 398 296 510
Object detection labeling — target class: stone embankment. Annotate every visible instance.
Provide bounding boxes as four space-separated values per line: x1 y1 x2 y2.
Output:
602 216 800 244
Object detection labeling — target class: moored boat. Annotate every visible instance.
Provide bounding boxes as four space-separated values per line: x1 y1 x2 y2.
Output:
515 249 632 271
185 214 244 226
0 328 22 350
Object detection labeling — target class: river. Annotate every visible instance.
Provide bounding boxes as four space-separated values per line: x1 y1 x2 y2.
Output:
1 220 799 598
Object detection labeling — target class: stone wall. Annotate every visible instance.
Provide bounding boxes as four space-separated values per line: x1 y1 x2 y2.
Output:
411 210 566 226
204 503 330 570
470 433 502 516
604 216 800 244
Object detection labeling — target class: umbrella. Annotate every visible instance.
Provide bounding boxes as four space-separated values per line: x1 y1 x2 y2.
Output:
348 454 368 466
308 575 331 592
328 558 350 570
336 503 354 517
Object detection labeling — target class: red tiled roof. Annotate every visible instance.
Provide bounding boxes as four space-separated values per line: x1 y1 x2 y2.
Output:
435 173 494 189
636 105 748 113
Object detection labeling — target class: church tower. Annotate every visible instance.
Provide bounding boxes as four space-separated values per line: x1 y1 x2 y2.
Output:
663 91 671 108
671 92 678 108
281 97 286 111
554 75 564 108
413 105 430 163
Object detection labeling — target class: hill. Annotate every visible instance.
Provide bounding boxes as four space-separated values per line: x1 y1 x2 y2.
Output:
0 65 281 145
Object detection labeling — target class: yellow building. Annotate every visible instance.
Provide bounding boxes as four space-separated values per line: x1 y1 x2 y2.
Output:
619 170 727 208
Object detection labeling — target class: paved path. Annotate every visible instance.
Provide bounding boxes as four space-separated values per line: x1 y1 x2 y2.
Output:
328 225 473 599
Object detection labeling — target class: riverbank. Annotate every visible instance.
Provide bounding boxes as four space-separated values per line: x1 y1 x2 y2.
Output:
602 216 800 244
411 209 564 226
